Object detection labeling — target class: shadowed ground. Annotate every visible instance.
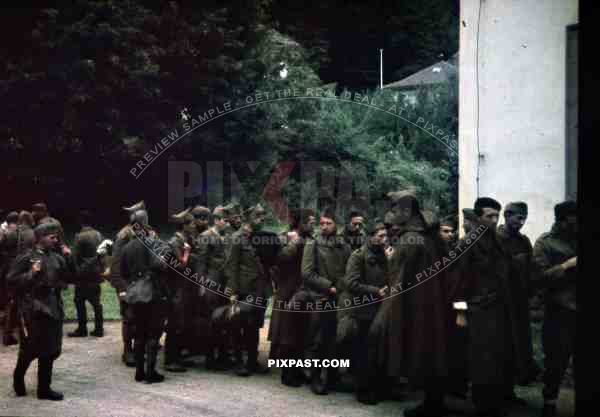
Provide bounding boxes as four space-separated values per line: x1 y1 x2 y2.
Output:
1 322 574 417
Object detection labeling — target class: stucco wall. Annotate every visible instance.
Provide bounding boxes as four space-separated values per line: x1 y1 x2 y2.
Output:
459 0 578 242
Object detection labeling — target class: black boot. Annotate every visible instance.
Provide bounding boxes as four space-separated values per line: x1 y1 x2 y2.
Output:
247 348 269 375
37 359 63 401
205 349 218 370
134 339 146 382
235 358 251 377
145 339 165 383
310 368 328 395
326 367 339 391
91 299 104 337
164 332 187 372
122 322 136 367
13 354 31 396
281 368 303 388
67 328 88 337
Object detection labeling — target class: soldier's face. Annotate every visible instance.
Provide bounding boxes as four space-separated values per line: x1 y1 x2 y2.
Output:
387 225 401 239
463 219 473 235
478 207 500 230
506 213 526 233
215 217 228 228
230 215 242 228
350 216 364 232
439 225 454 243
194 214 209 231
300 216 316 235
251 213 266 230
371 228 388 247
320 216 337 236
183 222 196 236
39 234 58 250
33 210 45 222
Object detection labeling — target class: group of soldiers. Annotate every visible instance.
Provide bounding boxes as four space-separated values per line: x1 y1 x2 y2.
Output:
0 194 576 417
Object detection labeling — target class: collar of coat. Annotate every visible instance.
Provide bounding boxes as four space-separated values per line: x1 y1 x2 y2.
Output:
365 242 386 261
315 234 346 248
497 224 526 241
548 222 577 250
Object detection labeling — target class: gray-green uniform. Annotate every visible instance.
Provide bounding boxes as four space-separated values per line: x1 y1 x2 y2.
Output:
301 234 351 392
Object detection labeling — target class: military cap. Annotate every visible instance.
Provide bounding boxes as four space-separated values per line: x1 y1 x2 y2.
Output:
18 211 34 227
348 210 364 220
391 193 425 226
366 218 386 235
34 221 61 238
171 207 194 223
319 206 338 223
32 202 48 213
462 208 478 221
224 202 242 216
123 200 145 212
474 197 501 215
439 215 457 228
554 200 577 221
212 205 230 219
191 205 211 217
289 207 316 228
386 189 418 203
504 202 528 217
129 209 149 226
5 211 18 224
243 203 267 222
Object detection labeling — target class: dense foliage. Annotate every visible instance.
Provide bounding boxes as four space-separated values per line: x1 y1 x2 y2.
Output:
0 1 458 225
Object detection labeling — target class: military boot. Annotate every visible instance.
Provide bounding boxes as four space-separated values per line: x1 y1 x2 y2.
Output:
37 359 63 401
145 339 165 383
13 355 31 396
164 332 187 373
134 339 146 382
310 368 328 395
122 325 136 367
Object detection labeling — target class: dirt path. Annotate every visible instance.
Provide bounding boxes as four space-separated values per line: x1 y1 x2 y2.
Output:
1 322 573 417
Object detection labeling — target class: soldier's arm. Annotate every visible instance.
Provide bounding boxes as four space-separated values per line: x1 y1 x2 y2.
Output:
195 235 210 278
446 241 473 303
108 237 128 292
119 245 131 288
343 250 380 296
6 252 36 289
522 236 535 296
162 237 190 274
71 236 98 283
532 239 571 289
301 240 332 293
60 249 78 285
227 238 241 296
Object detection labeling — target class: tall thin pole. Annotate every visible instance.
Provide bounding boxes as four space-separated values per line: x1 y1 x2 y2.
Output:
380 49 383 89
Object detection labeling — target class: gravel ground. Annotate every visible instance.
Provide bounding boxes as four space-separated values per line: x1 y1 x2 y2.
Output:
1 322 574 417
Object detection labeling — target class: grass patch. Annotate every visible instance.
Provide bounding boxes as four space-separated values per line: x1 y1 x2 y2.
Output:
62 281 121 321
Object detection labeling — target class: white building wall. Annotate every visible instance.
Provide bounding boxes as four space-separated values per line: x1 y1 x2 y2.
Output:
459 0 578 242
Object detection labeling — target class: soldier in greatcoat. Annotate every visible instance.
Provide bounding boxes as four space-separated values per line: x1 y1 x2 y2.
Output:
7 222 75 400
